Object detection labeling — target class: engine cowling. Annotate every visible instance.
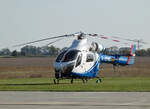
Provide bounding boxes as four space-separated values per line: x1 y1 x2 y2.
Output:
90 42 105 53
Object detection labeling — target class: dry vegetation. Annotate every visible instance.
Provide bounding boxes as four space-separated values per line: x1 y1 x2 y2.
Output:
100 57 150 77
0 57 150 79
0 57 55 79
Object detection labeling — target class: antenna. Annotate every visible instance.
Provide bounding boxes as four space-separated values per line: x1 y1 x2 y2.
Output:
129 39 147 50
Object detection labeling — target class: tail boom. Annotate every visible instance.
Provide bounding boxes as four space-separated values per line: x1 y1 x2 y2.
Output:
100 44 136 65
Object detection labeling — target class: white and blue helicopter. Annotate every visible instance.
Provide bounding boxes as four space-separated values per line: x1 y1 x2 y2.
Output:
15 32 136 84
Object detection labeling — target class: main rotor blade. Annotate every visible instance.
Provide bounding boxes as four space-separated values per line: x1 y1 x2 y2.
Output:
46 38 64 46
13 34 74 47
112 36 147 44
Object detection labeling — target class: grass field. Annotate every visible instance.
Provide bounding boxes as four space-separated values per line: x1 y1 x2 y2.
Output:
0 77 150 91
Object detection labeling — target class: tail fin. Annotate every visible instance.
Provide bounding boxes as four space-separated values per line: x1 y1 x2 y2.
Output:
129 44 136 56
127 44 136 65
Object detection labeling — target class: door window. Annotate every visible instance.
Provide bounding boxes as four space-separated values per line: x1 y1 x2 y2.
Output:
75 54 82 67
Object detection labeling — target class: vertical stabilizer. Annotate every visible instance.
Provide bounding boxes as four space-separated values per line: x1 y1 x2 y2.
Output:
127 44 136 65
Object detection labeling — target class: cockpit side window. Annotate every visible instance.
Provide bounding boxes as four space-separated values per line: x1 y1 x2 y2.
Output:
63 50 79 62
75 54 82 67
86 54 94 62
56 50 67 62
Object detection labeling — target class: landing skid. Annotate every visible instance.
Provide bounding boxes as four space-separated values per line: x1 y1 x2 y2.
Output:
53 78 103 84
54 73 102 84
82 78 88 84
53 78 74 84
53 78 59 84
53 78 89 84
96 77 102 84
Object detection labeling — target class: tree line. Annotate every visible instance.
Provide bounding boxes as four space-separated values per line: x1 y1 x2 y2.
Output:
0 45 60 57
0 45 150 57
104 46 150 56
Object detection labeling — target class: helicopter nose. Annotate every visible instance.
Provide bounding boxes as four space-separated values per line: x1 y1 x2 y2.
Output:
54 62 75 74
63 65 74 74
63 62 75 74
55 68 60 73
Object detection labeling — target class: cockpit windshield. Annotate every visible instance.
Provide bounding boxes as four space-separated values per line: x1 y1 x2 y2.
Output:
63 50 79 62
56 50 67 62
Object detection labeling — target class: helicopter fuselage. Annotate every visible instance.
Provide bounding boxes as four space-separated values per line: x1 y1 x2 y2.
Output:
54 38 101 79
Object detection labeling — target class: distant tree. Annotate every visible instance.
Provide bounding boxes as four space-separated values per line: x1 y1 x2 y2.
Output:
107 46 119 55
119 47 130 55
40 46 50 56
49 45 60 56
36 47 42 56
146 48 150 56
11 50 18 56
136 49 147 56
20 51 26 56
19 45 60 56
0 48 11 56
21 46 37 56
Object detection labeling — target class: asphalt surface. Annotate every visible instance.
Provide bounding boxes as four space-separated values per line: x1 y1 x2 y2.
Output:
0 92 150 109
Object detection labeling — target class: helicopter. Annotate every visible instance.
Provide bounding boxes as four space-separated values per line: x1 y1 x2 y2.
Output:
14 32 136 84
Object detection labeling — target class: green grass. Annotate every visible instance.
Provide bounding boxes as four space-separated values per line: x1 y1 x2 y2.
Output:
0 77 150 91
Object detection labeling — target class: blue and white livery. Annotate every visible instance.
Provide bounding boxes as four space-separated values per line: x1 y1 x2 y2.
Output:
54 33 136 83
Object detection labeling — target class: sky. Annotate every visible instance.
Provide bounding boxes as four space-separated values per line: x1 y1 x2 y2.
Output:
0 0 150 51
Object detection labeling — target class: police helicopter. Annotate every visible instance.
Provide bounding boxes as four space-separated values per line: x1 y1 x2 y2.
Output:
14 32 136 84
